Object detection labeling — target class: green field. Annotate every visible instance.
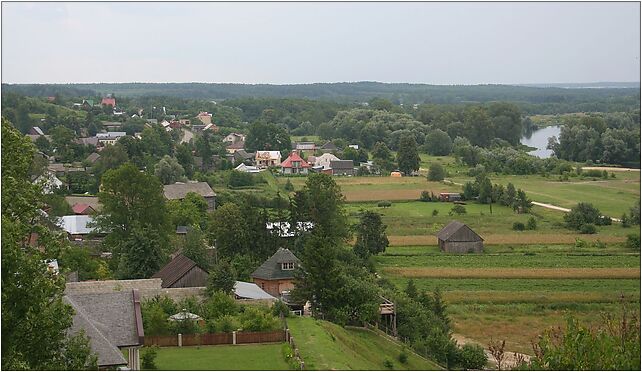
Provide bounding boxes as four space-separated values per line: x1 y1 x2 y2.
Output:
287 317 442 370
148 344 291 370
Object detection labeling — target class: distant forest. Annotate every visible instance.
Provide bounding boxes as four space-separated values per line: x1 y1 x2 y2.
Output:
2 82 640 115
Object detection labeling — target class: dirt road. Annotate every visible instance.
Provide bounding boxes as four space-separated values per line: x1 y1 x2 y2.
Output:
452 333 531 370
582 166 640 172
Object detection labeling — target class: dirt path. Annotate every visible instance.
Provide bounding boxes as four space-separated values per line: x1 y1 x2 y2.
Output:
582 166 640 172
452 333 531 370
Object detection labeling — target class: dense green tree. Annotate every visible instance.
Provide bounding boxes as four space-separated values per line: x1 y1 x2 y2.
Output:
371 141 395 173
396 133 420 175
245 121 291 155
424 129 453 156
182 227 210 270
116 224 167 279
209 202 248 257
167 192 209 230
427 163 445 181
1 118 96 370
175 143 195 178
564 202 604 230
353 210 389 259
154 155 186 185
92 142 129 181
206 261 236 296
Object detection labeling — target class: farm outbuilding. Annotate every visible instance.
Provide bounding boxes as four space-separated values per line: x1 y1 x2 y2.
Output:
436 221 484 253
152 254 208 288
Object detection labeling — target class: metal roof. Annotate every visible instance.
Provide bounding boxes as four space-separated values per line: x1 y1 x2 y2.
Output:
57 215 96 235
234 281 276 300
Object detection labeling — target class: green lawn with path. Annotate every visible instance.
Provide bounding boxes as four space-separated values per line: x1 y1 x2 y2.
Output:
148 344 291 370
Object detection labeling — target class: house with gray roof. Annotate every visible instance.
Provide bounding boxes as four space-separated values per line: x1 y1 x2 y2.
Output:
64 290 144 370
330 160 356 176
250 248 300 297
163 181 216 210
436 221 484 253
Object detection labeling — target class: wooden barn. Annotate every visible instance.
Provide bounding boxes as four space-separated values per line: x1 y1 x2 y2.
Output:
152 254 208 288
436 221 484 253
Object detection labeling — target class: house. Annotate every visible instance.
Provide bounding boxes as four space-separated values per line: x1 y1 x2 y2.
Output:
196 111 213 125
281 151 311 175
255 151 282 168
359 160 375 172
251 248 301 297
65 196 101 212
436 221 484 253
34 171 64 194
29 126 45 136
57 215 101 241
226 141 246 154
152 254 208 288
235 163 261 173
82 99 94 109
330 160 355 176
77 137 99 148
85 152 101 164
178 119 191 126
320 141 338 153
224 133 246 144
314 153 340 170
101 96 116 107
102 121 123 131
96 132 126 145
163 181 216 210
234 281 276 301
293 142 316 151
439 192 462 202
64 290 144 370
72 203 96 215
233 149 255 164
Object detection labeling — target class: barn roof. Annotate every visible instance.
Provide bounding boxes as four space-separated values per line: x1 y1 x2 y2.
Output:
152 254 208 288
436 221 483 242
250 248 300 281
163 181 216 200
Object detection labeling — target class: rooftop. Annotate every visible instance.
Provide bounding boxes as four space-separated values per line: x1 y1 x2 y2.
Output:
251 248 301 281
163 181 216 200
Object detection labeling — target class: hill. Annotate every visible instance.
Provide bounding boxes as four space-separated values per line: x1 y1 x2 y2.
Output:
286 316 442 370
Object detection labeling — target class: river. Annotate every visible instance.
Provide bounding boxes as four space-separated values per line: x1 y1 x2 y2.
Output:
520 125 561 158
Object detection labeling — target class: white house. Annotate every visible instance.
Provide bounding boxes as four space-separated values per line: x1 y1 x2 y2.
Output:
34 171 64 194
255 151 281 168
314 153 340 170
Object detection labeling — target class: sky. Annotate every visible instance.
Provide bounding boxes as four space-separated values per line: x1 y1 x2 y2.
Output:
1 1 640 84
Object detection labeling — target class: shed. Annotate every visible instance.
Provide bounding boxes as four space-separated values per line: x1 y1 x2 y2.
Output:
436 221 484 253
439 192 461 202
152 254 209 288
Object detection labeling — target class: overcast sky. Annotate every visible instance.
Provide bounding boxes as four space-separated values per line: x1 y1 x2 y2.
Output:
2 2 640 84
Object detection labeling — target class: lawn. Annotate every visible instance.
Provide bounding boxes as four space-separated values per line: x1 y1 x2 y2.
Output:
147 344 291 370
286 316 442 370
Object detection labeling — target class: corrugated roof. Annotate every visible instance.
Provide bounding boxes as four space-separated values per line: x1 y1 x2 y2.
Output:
152 254 207 288
85 152 101 163
72 203 94 215
250 248 300 281
436 221 483 242
57 215 96 235
163 182 216 200
234 281 276 300
330 160 355 169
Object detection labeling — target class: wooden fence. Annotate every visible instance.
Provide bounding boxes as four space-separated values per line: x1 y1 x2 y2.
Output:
144 330 284 347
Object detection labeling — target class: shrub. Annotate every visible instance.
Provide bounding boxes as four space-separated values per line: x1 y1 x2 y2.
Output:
526 216 537 230
427 163 446 181
383 359 394 369
420 190 431 202
579 224 597 234
512 222 525 231
378 200 392 208
564 203 602 230
271 300 291 318
284 179 294 192
141 346 159 370
598 215 612 226
449 204 466 216
457 344 487 370
398 349 409 364
228 170 255 188
626 234 640 250
432 209 439 217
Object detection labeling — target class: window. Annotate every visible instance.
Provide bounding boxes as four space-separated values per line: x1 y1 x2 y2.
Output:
281 262 295 270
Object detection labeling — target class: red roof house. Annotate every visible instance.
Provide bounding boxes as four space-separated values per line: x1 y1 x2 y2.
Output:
72 203 96 215
281 151 310 175
101 97 116 107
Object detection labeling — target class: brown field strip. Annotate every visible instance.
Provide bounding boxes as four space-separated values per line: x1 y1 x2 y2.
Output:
383 267 640 279
343 189 426 201
387 234 626 246
442 291 640 304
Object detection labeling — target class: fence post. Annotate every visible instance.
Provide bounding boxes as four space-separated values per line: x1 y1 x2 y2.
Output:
178 333 182 347
232 331 237 345
300 361 305 370
285 328 290 342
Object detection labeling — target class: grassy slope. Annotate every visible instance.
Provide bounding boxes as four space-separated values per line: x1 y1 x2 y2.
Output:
287 317 442 370
150 344 291 371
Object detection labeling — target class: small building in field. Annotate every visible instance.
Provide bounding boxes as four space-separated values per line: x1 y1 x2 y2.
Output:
280 151 310 175
390 171 402 177
250 248 300 297
436 221 484 253
439 192 462 202
152 254 209 288
314 153 339 170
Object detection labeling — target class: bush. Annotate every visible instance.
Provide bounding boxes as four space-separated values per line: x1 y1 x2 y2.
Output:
456 344 487 370
420 190 431 202
597 215 612 226
271 300 291 318
564 203 602 230
427 163 445 181
579 224 597 234
449 204 466 216
141 346 159 370
512 222 525 231
398 350 409 364
284 179 294 192
383 359 394 369
228 170 255 188
378 200 392 208
626 234 640 250
432 209 439 217
526 216 537 230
